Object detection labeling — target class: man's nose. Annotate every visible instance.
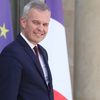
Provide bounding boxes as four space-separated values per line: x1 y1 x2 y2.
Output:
38 24 44 31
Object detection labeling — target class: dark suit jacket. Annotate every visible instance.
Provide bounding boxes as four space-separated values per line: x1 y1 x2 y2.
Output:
0 35 54 100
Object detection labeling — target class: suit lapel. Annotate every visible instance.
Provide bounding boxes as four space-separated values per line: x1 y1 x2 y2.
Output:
38 45 53 86
16 35 46 82
25 47 45 81
16 35 53 90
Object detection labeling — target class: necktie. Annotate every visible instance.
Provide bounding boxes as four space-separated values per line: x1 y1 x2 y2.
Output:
33 46 49 85
33 46 41 65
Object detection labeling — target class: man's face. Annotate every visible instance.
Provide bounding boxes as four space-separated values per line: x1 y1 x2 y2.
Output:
20 8 51 45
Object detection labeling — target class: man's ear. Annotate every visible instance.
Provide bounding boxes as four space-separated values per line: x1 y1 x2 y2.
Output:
20 17 26 29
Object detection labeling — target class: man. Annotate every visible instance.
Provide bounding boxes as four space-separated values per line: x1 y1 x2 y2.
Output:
0 1 54 100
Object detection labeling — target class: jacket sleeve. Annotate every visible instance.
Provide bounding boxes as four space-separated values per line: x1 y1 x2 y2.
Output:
0 55 22 100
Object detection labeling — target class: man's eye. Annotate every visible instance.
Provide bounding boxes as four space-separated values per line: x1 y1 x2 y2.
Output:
32 21 39 25
43 23 49 27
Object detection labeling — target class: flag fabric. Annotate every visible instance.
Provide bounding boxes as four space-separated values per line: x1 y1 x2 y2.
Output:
0 0 13 53
40 0 73 100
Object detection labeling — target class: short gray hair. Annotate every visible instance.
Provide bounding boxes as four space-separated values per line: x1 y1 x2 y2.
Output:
22 0 50 19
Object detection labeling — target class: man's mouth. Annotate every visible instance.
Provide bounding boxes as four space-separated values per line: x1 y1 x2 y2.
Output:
34 32 44 35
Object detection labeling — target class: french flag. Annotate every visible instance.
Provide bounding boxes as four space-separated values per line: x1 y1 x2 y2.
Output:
41 0 73 100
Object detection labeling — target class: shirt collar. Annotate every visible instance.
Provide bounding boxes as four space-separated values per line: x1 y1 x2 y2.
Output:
20 32 36 49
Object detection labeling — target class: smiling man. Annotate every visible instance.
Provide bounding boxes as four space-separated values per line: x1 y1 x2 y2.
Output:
0 1 54 100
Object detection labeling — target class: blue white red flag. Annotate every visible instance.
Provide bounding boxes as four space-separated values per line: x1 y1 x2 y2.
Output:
40 0 73 100
0 0 13 52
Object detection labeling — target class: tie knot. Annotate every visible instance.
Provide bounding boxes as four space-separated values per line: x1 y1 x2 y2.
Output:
33 46 39 55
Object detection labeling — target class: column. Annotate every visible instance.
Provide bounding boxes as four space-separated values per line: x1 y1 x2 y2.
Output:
74 0 100 100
